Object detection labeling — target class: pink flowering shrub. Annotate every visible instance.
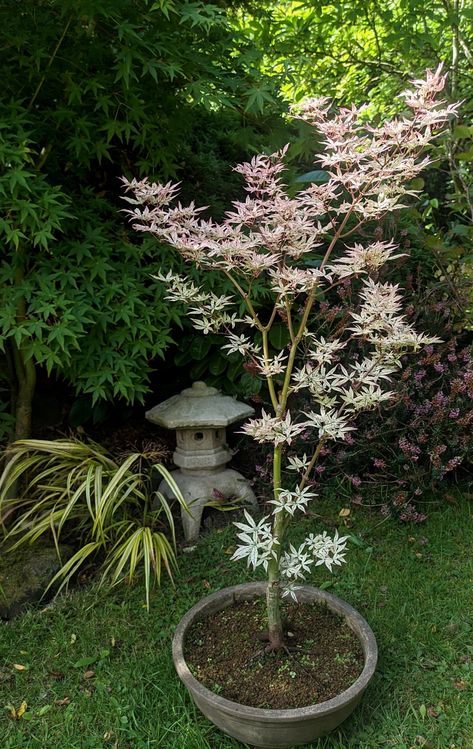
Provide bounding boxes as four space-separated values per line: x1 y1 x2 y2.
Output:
339 341 472 513
123 66 458 648
357 239 472 509
274 340 473 520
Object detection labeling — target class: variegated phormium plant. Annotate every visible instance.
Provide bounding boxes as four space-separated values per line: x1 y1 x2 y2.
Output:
123 66 458 650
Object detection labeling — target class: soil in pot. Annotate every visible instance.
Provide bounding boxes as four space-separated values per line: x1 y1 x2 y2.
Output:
185 599 364 709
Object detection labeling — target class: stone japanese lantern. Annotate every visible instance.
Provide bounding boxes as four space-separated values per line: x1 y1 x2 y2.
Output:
146 381 258 542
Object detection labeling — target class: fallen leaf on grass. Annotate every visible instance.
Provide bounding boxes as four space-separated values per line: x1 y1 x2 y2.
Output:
73 655 97 669
48 670 65 680
13 664 27 671
16 701 27 719
224 546 236 555
338 508 350 517
83 670 95 679
427 706 440 718
202 580 210 589
443 493 458 505
54 697 71 706
74 649 109 671
8 701 27 719
37 704 52 717
414 737 434 748
453 679 468 690
419 658 439 670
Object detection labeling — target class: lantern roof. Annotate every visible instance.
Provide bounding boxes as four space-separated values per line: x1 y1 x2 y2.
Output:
145 381 255 429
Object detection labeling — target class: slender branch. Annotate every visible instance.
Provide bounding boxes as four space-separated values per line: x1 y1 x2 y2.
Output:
36 144 52 172
459 34 473 66
319 197 363 270
271 198 363 413
284 297 296 343
27 16 73 112
222 269 264 330
430 246 467 305
364 4 382 61
450 0 460 97
299 438 327 490
261 329 279 411
262 295 282 333
277 288 317 415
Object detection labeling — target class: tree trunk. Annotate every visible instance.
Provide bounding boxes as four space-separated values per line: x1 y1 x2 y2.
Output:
15 359 36 440
11 252 36 441
1 343 36 511
11 340 36 441
266 445 285 650
266 572 285 650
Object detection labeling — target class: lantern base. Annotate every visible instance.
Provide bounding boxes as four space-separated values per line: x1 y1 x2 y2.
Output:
158 468 258 542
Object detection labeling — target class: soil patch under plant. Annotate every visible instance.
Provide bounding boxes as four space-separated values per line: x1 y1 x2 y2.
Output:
185 599 364 709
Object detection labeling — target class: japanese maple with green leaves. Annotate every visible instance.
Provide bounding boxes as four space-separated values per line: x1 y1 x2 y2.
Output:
0 0 285 442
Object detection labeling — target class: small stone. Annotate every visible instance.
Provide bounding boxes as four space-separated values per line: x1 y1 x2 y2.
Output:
0 543 73 620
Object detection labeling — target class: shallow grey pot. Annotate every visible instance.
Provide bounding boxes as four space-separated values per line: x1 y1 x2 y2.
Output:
172 582 378 748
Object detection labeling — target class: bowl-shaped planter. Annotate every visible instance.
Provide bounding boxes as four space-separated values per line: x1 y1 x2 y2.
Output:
172 582 378 748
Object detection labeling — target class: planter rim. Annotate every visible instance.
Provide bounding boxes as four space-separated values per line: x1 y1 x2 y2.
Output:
172 582 378 723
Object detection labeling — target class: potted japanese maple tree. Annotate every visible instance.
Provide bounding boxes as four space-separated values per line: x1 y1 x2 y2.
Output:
123 67 456 747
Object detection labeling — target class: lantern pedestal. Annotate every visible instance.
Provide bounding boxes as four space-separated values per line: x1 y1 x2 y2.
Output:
146 381 258 542
158 467 257 543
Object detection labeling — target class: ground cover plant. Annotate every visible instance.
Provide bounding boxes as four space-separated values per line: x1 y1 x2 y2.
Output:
0 494 471 748
124 66 458 652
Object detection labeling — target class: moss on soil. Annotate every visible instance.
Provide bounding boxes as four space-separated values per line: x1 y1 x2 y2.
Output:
0 542 72 619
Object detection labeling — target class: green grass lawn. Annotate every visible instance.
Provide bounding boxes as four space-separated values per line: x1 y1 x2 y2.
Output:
0 494 472 749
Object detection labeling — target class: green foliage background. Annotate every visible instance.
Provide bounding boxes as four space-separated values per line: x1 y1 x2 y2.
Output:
0 0 471 440
0 0 288 439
